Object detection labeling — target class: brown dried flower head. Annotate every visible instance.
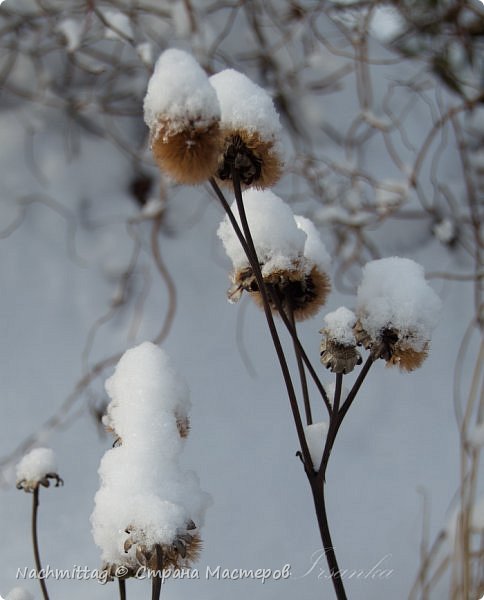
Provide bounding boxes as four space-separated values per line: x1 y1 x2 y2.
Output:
144 49 222 185
209 69 284 189
151 119 222 185
320 336 362 375
354 319 428 372
176 413 191 438
228 263 330 321
123 520 201 573
216 130 283 189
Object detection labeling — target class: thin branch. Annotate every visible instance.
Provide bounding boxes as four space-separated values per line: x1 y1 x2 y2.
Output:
32 488 50 600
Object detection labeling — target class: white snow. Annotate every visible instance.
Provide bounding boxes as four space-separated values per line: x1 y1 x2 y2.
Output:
5 588 34 600
143 49 220 135
103 11 134 42
91 342 209 568
136 42 153 66
16 447 58 485
304 422 328 468
327 381 349 407
433 218 456 244
57 18 83 52
356 258 442 349
209 69 282 141
468 422 484 447
295 215 331 273
323 306 357 346
217 189 307 276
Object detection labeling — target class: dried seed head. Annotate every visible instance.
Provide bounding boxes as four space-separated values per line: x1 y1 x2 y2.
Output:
387 343 429 372
16 448 63 493
354 320 429 372
151 120 222 185
122 522 202 573
210 69 283 189
176 413 190 438
216 130 283 189
229 264 330 321
144 49 222 185
320 337 362 374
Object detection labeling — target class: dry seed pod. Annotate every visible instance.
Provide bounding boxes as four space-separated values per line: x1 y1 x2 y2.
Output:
355 258 441 372
176 413 190 438
245 265 331 322
144 49 222 184
210 70 283 189
151 120 221 185
320 337 362 375
320 307 361 374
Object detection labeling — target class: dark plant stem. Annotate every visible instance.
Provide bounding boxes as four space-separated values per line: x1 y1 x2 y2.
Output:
336 357 374 433
32 487 50 600
210 176 312 469
210 174 351 598
310 477 348 600
268 287 331 414
118 578 127 600
287 299 312 425
151 544 163 600
319 373 343 478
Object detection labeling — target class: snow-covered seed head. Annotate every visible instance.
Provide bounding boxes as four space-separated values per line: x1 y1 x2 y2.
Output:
320 307 362 374
144 49 222 185
355 320 429 372
355 257 441 372
91 343 209 582
16 448 63 493
122 521 201 571
210 70 283 189
218 191 331 320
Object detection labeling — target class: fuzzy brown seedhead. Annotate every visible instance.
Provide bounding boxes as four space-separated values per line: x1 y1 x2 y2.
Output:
228 265 330 321
151 119 221 185
217 130 282 189
354 320 428 372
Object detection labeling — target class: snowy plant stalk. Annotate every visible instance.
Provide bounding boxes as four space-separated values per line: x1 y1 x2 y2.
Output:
16 448 63 600
213 173 349 599
223 175 347 600
144 50 442 600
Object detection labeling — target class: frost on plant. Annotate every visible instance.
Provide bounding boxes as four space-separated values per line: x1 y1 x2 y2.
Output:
16 447 63 493
91 342 210 581
218 189 331 320
355 257 442 371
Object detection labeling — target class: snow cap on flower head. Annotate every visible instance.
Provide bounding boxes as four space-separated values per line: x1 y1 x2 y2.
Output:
144 49 221 185
218 190 331 320
320 307 362 374
355 257 441 371
91 342 210 581
210 69 283 189
16 447 63 493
